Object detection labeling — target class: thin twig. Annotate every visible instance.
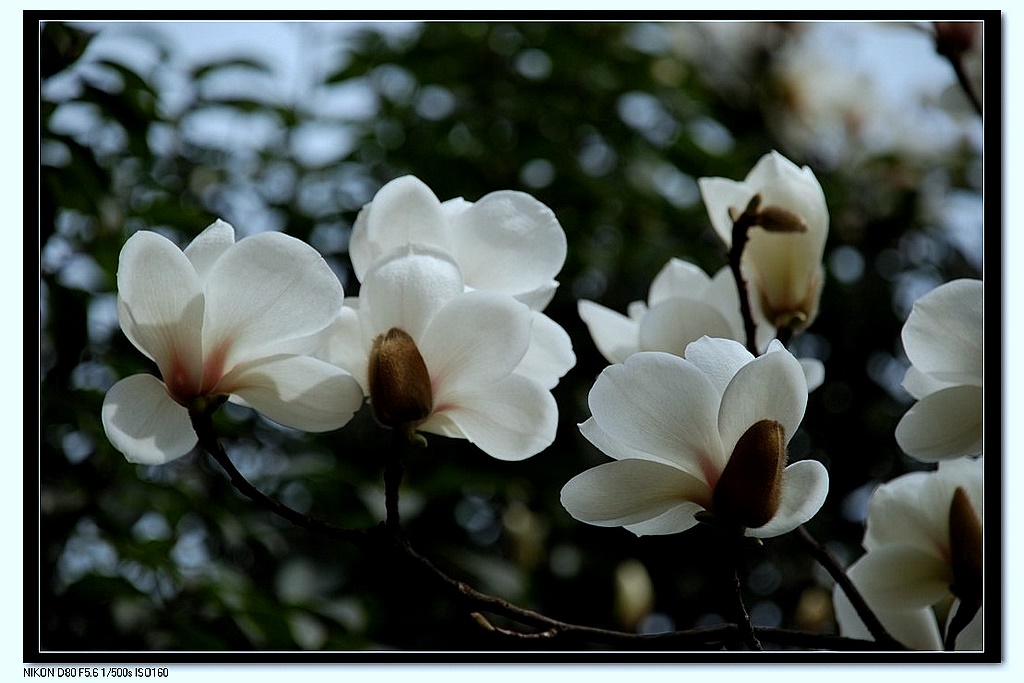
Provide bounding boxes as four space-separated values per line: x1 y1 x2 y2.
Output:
727 195 763 356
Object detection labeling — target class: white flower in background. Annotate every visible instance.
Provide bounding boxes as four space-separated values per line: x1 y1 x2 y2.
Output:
895 278 983 461
578 258 825 391
560 337 828 538
324 244 558 461
698 151 829 333
833 457 983 650
101 220 365 465
350 175 574 389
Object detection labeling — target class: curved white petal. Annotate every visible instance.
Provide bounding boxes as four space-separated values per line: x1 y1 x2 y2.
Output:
360 244 464 342
183 219 235 282
717 345 807 455
560 459 711 528
101 374 197 465
419 291 532 391
639 299 736 358
902 279 983 382
424 373 556 461
848 544 953 610
894 385 983 461
682 336 754 398
116 230 205 382
799 358 825 392
833 564 944 650
225 355 365 432
647 258 711 306
947 602 984 650
515 311 575 389
449 190 567 300
202 231 344 367
578 300 640 364
512 281 559 310
350 175 453 281
624 502 706 536
321 304 371 391
579 417 706 478
697 176 752 246
588 352 726 475
746 459 829 538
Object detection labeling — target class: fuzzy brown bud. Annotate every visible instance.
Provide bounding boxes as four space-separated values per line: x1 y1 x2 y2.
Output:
948 486 983 605
754 205 809 234
712 419 787 531
368 327 434 432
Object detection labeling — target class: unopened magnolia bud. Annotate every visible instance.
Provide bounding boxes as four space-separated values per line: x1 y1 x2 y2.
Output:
368 327 434 432
754 205 808 233
948 486 983 605
712 419 787 531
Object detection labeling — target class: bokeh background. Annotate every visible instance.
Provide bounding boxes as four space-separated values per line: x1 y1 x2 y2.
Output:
37 20 986 651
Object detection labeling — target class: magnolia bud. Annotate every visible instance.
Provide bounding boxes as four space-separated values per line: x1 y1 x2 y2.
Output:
368 327 434 432
948 486 982 605
712 419 787 531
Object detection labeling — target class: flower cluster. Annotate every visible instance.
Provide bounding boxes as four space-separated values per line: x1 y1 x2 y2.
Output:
832 277 985 650
564 151 831 539
103 178 573 465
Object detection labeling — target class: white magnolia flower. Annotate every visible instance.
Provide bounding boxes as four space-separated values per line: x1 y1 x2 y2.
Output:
101 220 365 466
698 151 829 333
833 457 984 650
578 258 825 391
895 278 983 461
560 337 828 537
324 244 558 461
350 175 574 389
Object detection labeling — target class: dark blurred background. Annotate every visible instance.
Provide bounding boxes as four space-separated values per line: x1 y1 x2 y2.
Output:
36 20 985 651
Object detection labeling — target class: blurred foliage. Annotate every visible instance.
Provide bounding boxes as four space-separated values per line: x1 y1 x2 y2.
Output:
37 20 985 652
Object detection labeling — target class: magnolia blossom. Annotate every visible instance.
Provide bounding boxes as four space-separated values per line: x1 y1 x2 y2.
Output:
895 279 983 461
101 220 365 466
833 457 983 650
560 337 828 538
698 151 829 333
350 175 574 389
578 258 824 390
323 244 557 461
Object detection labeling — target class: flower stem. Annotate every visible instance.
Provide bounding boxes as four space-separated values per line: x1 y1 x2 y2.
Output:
728 195 763 357
384 431 407 534
797 525 902 648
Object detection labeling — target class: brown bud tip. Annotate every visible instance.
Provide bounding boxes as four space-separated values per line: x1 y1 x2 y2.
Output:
754 205 808 233
712 419 787 531
948 486 983 605
368 327 434 431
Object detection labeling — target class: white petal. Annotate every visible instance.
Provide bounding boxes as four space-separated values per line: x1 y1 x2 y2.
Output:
101 374 197 465
647 258 710 307
848 544 953 610
902 279 983 382
639 299 736 358
705 266 750 342
183 219 235 282
423 373 556 461
894 385 983 461
448 190 566 299
515 311 576 389
560 459 711 529
746 459 829 538
202 231 344 367
578 300 640 364
833 562 943 650
799 358 825 392
588 352 726 475
683 336 754 397
321 304 371 391
511 281 558 311
225 355 365 432
947 602 984 650
116 230 205 379
579 417 704 476
360 244 464 342
624 502 706 536
717 344 807 455
698 176 752 247
350 175 453 281
419 291 532 391
745 151 828 243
